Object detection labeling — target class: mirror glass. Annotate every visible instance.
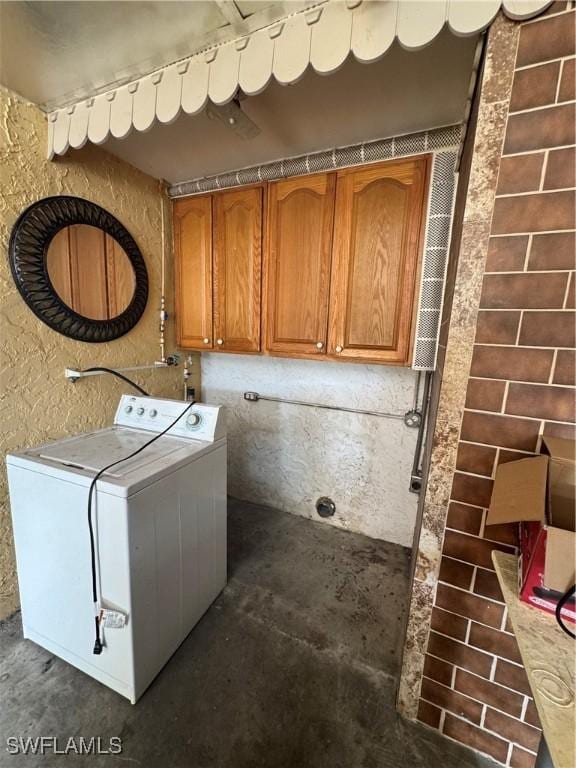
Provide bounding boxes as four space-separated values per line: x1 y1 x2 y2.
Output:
47 224 136 320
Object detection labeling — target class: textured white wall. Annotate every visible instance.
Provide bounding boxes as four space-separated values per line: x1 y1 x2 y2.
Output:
201 354 419 547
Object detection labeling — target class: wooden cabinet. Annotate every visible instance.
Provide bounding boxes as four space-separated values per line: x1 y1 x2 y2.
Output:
264 173 335 356
214 186 263 352
174 195 213 349
173 155 430 366
174 187 263 353
328 157 429 364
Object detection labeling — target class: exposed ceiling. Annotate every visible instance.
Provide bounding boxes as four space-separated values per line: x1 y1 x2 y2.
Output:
0 0 319 110
103 28 479 184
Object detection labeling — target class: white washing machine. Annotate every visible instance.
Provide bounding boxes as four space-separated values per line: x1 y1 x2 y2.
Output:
6 395 227 703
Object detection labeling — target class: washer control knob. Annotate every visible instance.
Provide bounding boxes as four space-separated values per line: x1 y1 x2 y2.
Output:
149 409 158 418
335 345 343 353
186 413 201 429
124 405 133 414
203 338 210 344
137 407 145 416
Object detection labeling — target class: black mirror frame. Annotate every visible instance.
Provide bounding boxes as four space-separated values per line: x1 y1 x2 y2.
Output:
8 196 148 343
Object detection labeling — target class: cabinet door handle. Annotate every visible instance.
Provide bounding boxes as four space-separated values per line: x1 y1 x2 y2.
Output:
316 341 324 349
203 338 210 344
216 339 224 346
335 345 343 353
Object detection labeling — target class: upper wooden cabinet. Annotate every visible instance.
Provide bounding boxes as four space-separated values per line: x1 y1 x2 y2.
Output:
264 173 335 356
173 155 430 366
174 195 213 349
174 188 263 353
328 157 430 364
213 186 263 353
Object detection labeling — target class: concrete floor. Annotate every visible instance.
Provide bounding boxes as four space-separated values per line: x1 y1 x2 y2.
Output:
0 499 496 768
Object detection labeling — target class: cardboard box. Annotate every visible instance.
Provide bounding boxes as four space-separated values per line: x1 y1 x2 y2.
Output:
487 436 576 624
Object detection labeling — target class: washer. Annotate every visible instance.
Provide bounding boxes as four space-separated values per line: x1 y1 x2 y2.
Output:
6 395 227 704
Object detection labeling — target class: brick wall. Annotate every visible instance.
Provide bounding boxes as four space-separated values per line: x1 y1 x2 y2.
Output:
417 7 575 768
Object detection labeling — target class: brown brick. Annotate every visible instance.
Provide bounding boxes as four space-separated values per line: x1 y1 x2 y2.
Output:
456 443 497 477
474 568 504 602
544 147 575 189
528 232 576 271
516 12 576 68
524 699 541 729
439 555 475 591
506 382 576 422
454 669 524 718
475 310 521 345
451 472 494 508
494 659 532 696
443 714 510 763
471 346 554 383
423 654 454 687
554 349 576 385
542 1 572 14
492 190 576 234
465 378 507 412
469 623 522 664
510 63 560 113
486 237 529 272
421 678 483 724
481 273 568 309
431 606 469 641
446 502 484 536
484 708 541 752
443 530 514 569
510 745 538 768
417 698 441 729
558 56 575 103
519 310 575 347
427 632 493 679
544 420 576 439
483 521 519 547
496 153 545 194
497 448 532 466
436 584 504 629
505 102 576 156
461 411 541 451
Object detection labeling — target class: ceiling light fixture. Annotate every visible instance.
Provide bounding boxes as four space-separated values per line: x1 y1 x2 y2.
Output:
206 96 260 139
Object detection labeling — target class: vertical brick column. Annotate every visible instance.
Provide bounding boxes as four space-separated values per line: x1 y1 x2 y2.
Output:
400 7 575 768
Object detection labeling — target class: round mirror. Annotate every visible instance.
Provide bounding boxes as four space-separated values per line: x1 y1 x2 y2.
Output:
9 196 148 343
46 224 136 320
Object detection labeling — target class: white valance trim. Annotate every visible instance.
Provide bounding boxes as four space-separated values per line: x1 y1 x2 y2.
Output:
46 0 552 159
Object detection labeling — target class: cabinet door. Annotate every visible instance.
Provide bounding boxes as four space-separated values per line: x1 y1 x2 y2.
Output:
173 196 213 349
328 157 429 365
213 186 263 353
265 173 335 355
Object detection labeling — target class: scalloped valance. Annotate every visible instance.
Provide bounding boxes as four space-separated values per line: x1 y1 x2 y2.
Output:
47 0 551 159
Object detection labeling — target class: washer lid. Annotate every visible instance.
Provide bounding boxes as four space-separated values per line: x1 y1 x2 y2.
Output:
8 426 225 496
38 427 186 477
